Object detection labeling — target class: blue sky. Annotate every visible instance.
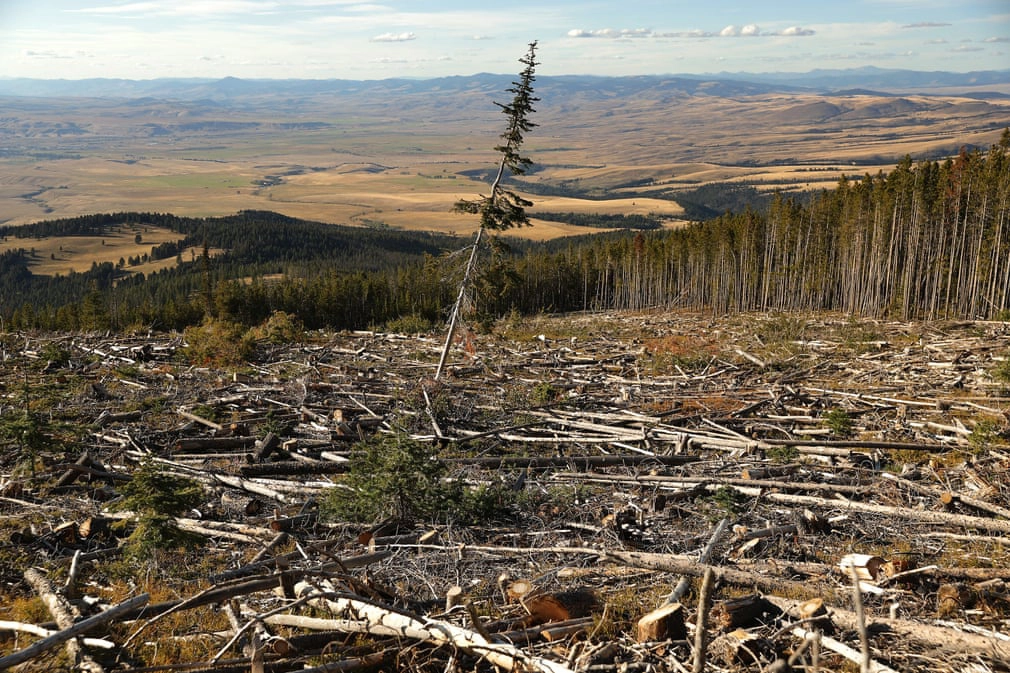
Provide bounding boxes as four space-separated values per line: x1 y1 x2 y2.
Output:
1 0 1006 80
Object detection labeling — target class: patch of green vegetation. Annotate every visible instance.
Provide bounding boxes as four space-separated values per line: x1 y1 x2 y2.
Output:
381 313 435 335
766 444 800 463
495 311 607 344
110 460 206 561
992 356 1010 385
135 395 169 413
115 363 143 379
755 313 809 346
0 411 53 475
822 408 853 437
838 317 884 353
646 351 712 376
256 409 294 438
321 431 516 525
39 341 72 366
188 403 221 424
968 418 1006 454
248 310 304 344
182 317 255 368
531 381 561 406
704 486 748 520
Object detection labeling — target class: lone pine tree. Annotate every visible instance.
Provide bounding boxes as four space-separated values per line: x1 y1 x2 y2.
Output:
435 40 539 379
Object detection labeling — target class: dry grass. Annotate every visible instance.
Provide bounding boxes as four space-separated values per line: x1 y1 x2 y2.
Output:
0 225 186 275
0 224 229 276
2 87 1005 236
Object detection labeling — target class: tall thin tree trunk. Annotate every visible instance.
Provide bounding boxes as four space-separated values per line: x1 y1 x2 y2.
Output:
435 225 485 380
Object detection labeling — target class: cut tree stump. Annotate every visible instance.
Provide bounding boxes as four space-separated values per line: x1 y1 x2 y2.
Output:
636 602 686 642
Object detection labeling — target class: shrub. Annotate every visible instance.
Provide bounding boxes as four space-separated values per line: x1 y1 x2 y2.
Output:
531 381 560 406
182 317 255 367
823 408 853 437
382 314 435 335
0 411 54 475
766 444 800 463
111 461 205 561
705 486 747 520
40 341 72 367
248 311 304 344
993 356 1010 384
322 431 515 525
755 313 808 345
968 418 1005 453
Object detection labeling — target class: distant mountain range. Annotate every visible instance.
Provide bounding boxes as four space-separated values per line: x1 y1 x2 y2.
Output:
1 67 1008 102
685 66 1010 92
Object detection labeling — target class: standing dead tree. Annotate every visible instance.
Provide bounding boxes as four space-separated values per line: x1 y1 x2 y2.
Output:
435 40 539 379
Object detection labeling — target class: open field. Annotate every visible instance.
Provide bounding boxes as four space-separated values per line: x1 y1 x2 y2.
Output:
1 76 1007 264
0 224 223 277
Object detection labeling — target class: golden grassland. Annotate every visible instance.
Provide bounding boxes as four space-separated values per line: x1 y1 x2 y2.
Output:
1 86 1006 274
0 224 224 276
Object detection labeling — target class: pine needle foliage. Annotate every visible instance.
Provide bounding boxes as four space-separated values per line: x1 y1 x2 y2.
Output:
322 431 516 525
436 41 540 379
112 460 205 560
453 41 539 231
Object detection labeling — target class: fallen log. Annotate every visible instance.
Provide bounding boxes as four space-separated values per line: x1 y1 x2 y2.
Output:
174 436 256 453
0 593 149 670
0 620 114 649
599 549 822 595
240 461 348 477
123 555 392 623
784 624 899 673
443 454 700 470
293 581 576 673
765 594 1010 661
23 567 93 669
760 491 1010 536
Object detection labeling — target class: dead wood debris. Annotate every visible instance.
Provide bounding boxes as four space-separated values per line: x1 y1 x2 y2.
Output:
1 312 1010 672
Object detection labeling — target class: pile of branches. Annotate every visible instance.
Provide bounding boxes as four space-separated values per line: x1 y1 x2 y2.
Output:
1 311 1009 672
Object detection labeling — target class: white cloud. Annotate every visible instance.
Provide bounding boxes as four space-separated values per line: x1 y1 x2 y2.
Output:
567 28 652 39
777 26 815 37
371 31 416 42
575 23 811 40
24 49 72 59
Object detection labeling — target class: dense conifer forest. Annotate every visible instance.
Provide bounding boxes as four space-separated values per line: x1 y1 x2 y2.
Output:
1 135 1008 332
